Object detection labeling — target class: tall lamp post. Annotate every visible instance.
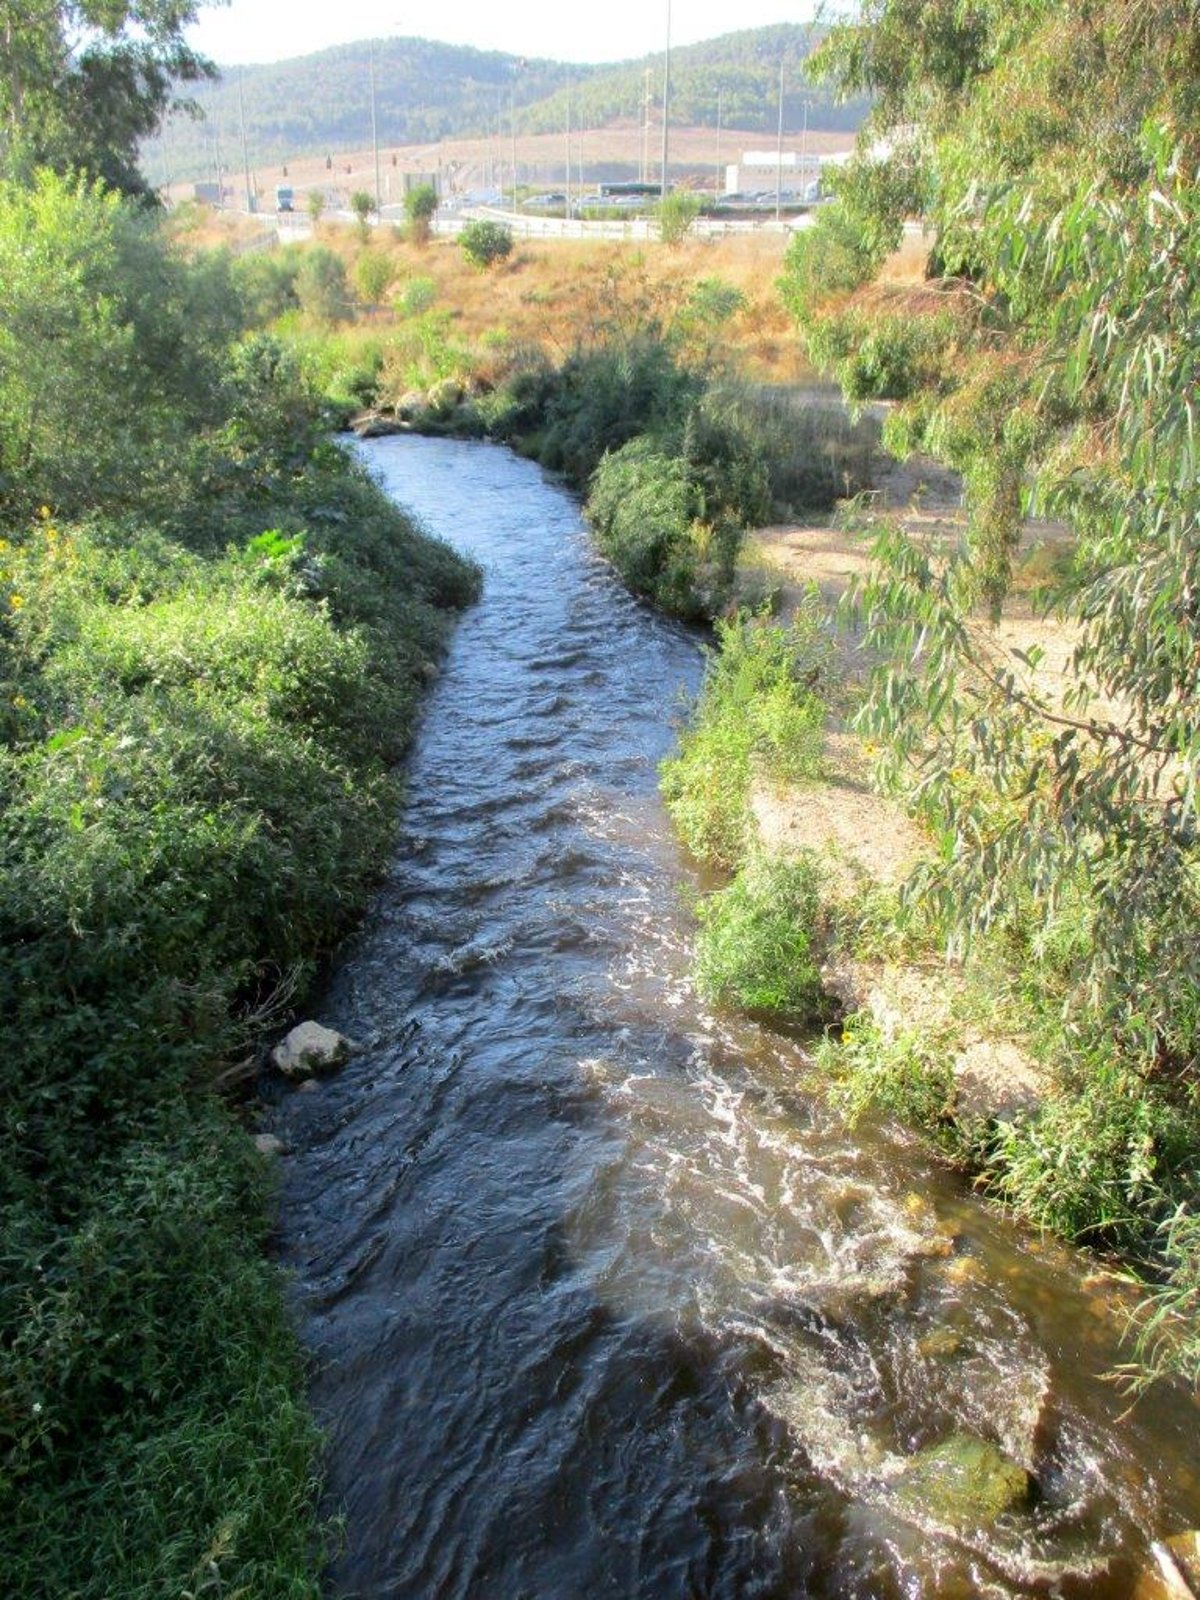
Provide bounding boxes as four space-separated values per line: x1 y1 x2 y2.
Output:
369 42 382 215
659 0 672 201
715 87 723 198
775 57 784 225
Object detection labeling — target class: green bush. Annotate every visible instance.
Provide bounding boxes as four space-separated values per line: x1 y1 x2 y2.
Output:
459 218 513 269
353 247 394 307
778 202 883 323
403 182 438 246
231 244 303 325
0 170 242 523
395 274 437 317
805 304 964 403
0 174 482 1594
695 851 828 1022
532 339 702 483
294 245 353 324
824 1016 959 1142
657 190 702 245
660 606 828 868
587 437 738 619
1 1107 324 1600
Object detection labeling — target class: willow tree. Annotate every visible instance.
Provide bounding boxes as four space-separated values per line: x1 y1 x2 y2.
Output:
782 1 1200 1382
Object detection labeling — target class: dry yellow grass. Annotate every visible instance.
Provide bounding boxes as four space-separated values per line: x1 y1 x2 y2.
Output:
178 209 819 384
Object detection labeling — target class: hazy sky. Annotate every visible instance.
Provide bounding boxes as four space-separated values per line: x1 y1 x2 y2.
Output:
186 0 827 67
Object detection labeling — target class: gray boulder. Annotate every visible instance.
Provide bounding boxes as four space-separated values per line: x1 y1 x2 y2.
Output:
272 1020 353 1079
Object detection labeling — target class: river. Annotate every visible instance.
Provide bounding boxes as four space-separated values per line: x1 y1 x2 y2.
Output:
277 435 1200 1599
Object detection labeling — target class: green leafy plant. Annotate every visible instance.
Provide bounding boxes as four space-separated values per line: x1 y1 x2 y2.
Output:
459 219 513 269
660 606 829 868
294 245 353 324
656 190 702 245
403 182 438 246
349 188 376 241
695 850 828 1022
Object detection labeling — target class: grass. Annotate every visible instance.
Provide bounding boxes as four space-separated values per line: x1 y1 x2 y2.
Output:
661 603 830 869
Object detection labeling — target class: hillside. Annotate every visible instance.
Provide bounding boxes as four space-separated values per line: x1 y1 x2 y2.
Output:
142 25 869 188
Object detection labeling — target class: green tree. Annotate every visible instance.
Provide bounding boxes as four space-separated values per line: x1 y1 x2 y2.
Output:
403 180 437 246
656 190 701 246
796 0 1200 1380
353 246 393 308
349 187 375 241
459 217 513 269
295 243 352 323
305 187 325 225
0 0 214 198
0 167 240 518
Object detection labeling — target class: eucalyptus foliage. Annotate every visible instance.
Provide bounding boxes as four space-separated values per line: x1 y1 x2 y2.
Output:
0 0 213 197
790 0 1200 1382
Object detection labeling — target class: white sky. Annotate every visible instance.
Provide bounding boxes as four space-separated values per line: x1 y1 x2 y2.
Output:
186 0 827 68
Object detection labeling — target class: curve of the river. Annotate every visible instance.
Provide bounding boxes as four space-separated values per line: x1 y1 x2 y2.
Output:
278 436 1200 1600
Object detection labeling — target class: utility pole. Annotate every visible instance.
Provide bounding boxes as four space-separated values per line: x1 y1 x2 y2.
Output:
715 88 722 197
641 67 652 184
659 0 671 201
237 72 254 213
775 57 784 224
369 40 381 216
564 80 571 219
213 117 224 208
800 98 810 201
510 82 517 212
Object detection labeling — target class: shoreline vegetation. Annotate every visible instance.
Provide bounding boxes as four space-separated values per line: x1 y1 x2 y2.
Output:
311 205 1200 1396
0 171 479 1596
286 202 1197 1397
6 14 1198 1581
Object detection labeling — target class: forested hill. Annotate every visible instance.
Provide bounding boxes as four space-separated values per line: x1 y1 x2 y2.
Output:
521 25 868 139
141 25 869 186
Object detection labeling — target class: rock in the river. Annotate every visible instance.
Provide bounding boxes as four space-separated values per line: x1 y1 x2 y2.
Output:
352 410 404 438
1133 1534 1200 1599
425 377 463 418
395 388 429 422
895 1432 1032 1527
254 1133 287 1157
272 1020 353 1079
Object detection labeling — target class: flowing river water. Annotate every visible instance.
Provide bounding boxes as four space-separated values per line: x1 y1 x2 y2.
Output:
277 436 1200 1600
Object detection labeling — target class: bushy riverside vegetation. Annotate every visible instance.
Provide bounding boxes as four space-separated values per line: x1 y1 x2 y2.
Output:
0 167 479 1594
661 607 832 1031
256 229 875 621
757 0 1200 1386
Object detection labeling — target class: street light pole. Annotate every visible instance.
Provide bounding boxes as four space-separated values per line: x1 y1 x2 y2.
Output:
642 66 651 183
369 40 381 216
564 79 571 218
715 88 722 197
659 0 671 201
237 71 253 213
775 57 784 225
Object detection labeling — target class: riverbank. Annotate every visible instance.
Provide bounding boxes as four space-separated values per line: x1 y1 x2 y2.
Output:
0 175 481 1598
667 443 1200 1390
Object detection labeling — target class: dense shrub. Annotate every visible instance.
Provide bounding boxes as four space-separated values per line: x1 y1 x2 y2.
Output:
695 851 828 1022
587 438 740 618
0 173 480 1596
459 219 513 269
660 606 828 868
294 244 354 323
